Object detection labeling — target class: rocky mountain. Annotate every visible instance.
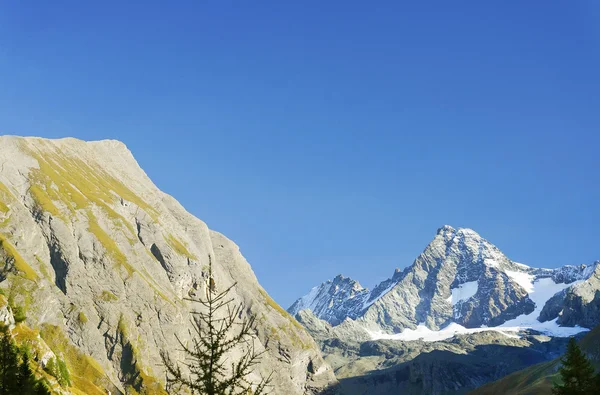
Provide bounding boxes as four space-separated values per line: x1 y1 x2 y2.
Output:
288 275 369 326
0 136 336 394
289 226 599 337
288 226 600 394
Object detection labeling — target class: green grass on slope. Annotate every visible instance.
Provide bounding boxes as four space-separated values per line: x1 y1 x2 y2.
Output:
470 359 560 395
471 325 600 395
577 324 600 369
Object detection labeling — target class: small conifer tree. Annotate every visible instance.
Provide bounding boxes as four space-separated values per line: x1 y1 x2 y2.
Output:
161 256 272 395
553 337 596 395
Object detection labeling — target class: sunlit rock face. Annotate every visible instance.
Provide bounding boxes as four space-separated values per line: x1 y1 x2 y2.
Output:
0 136 337 394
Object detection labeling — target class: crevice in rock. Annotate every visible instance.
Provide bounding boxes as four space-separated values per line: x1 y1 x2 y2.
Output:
135 219 145 247
150 244 168 272
49 241 69 294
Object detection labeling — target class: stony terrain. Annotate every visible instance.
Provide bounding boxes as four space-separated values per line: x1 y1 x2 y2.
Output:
0 136 337 394
297 309 573 395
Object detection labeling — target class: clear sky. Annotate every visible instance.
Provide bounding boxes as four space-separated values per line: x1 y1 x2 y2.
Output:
1 1 599 308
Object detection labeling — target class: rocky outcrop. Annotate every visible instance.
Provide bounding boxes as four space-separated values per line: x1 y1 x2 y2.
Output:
0 136 336 394
538 263 600 328
289 275 370 325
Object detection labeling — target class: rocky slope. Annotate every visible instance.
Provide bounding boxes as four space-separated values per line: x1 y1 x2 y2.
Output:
0 136 336 394
296 308 573 395
290 226 599 337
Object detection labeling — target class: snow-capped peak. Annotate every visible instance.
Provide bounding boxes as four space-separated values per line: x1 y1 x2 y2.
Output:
289 226 600 342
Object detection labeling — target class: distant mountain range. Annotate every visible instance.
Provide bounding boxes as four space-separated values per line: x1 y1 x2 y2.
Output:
289 225 600 342
288 226 600 394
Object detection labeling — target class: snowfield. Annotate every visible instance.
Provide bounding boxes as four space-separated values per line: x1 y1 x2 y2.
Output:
505 270 535 293
447 281 478 305
369 276 589 342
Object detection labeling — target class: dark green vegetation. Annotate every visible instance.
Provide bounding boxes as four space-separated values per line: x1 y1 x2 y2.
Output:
0 325 51 395
472 326 600 395
161 257 272 395
552 337 598 394
332 340 561 395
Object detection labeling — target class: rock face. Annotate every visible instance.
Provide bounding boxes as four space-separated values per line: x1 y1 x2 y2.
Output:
0 136 336 394
290 226 599 334
539 265 600 328
289 275 370 326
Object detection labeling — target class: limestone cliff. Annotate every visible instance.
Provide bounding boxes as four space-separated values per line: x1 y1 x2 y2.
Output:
0 136 336 394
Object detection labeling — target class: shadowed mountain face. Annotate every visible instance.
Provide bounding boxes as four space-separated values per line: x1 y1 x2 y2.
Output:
334 344 552 395
304 320 573 395
0 136 337 394
471 325 600 395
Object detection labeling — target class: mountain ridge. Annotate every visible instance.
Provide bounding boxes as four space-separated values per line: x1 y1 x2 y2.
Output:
289 225 599 339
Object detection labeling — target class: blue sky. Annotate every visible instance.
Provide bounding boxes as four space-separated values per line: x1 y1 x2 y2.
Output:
1 1 599 308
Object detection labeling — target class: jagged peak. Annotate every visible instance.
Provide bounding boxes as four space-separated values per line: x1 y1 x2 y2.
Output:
291 224 600 337
437 224 456 235
332 274 347 282
436 225 485 238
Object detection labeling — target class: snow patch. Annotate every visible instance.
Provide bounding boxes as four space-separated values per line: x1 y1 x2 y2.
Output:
292 284 326 313
499 277 582 331
505 270 534 293
368 276 589 342
484 258 498 267
367 322 522 342
449 281 478 306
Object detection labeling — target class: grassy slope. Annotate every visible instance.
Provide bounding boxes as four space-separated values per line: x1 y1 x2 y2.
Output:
470 326 600 395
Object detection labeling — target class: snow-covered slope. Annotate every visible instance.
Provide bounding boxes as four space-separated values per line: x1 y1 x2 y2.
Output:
287 275 370 325
289 226 599 341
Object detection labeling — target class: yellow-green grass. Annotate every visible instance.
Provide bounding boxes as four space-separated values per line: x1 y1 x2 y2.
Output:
0 181 15 199
23 142 157 216
87 211 135 276
40 324 108 395
21 142 158 238
258 289 310 349
470 359 559 395
0 181 15 207
0 232 38 281
259 288 303 330
117 316 167 395
100 290 118 302
165 233 196 260
0 201 8 214
78 312 88 324
0 181 16 216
